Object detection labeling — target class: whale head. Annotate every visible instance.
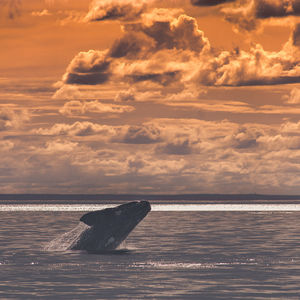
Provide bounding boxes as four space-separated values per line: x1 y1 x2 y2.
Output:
76 201 151 251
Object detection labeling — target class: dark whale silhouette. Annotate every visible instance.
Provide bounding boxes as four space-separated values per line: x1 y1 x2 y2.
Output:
46 201 151 252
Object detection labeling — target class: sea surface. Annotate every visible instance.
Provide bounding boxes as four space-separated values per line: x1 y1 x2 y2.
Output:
0 202 300 299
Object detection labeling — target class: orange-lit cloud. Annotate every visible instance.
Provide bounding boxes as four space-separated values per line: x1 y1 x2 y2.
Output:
2 0 300 194
59 100 135 116
221 0 300 31
57 7 300 106
84 0 149 22
11 117 296 193
0 108 30 130
284 87 300 104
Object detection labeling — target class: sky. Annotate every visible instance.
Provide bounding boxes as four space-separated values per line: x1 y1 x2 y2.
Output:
0 0 300 194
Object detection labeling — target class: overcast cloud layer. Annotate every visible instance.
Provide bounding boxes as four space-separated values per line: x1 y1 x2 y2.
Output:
1 0 300 194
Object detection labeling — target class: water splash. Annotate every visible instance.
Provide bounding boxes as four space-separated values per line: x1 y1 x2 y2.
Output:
44 222 89 251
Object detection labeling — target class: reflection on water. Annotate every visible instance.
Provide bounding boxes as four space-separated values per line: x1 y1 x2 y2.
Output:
0 210 300 299
1 203 300 211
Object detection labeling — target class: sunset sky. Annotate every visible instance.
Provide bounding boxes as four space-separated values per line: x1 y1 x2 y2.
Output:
0 0 300 194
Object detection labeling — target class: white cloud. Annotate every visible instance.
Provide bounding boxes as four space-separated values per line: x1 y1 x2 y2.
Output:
284 87 300 104
2 117 300 193
59 100 135 116
84 0 149 22
0 108 30 131
31 9 51 17
35 121 118 137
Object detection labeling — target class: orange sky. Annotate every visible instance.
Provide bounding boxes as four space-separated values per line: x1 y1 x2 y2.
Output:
0 0 300 194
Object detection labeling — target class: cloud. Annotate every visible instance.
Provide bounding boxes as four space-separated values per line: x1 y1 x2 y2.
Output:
84 0 149 22
284 87 300 104
35 121 117 137
132 155 186 176
254 0 300 19
62 50 111 85
156 138 193 155
228 126 262 149
191 0 235 6
222 0 300 31
35 122 163 145
59 9 210 93
0 140 14 151
59 100 135 116
109 32 155 59
114 89 136 102
44 140 78 153
31 9 51 17
52 85 85 100
115 124 162 144
6 116 300 193
121 10 210 54
293 23 300 46
280 120 300 135
57 6 300 100
0 108 30 130
127 71 182 87
166 100 300 115
194 41 300 86
52 84 111 100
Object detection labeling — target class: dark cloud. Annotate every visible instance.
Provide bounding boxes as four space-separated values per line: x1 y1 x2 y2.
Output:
71 59 110 74
62 50 111 85
230 127 260 149
128 71 181 86
255 0 300 19
293 23 300 47
157 139 192 155
191 0 235 6
120 125 161 144
109 32 154 58
64 72 110 85
223 0 300 32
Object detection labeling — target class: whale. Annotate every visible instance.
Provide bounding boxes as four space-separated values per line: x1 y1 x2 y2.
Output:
45 201 151 252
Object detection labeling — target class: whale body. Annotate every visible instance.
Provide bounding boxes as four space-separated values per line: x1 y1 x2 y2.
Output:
46 201 151 252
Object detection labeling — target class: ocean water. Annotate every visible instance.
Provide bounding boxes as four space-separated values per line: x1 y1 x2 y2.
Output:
0 204 300 299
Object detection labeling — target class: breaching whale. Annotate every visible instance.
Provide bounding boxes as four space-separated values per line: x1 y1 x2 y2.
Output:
45 201 151 252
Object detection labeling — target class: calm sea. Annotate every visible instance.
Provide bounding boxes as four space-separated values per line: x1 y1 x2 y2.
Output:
0 202 300 299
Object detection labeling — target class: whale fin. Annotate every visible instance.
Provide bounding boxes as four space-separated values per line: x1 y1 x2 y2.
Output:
80 208 114 226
